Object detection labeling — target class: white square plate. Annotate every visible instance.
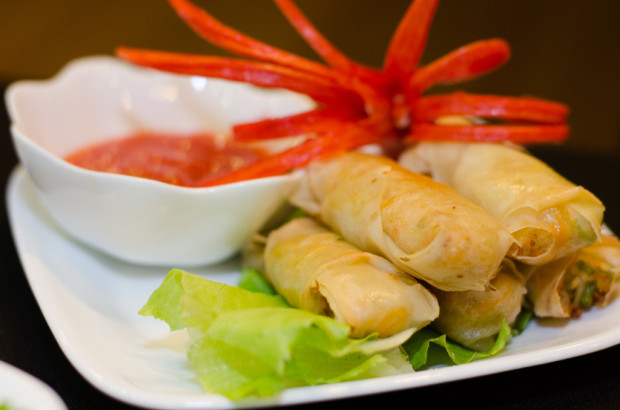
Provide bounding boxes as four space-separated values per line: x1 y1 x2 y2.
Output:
7 166 620 409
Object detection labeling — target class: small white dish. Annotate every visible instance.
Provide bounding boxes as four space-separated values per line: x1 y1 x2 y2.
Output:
7 167 620 409
5 56 314 267
0 360 66 410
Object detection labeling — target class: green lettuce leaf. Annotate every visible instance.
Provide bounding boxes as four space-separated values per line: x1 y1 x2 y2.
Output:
139 268 287 333
189 307 406 399
237 268 279 296
140 269 409 400
141 269 521 398
403 318 512 370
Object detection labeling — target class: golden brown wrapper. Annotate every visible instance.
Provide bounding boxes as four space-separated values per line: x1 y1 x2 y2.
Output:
263 217 439 339
400 142 604 266
430 262 526 351
525 233 620 318
291 152 514 291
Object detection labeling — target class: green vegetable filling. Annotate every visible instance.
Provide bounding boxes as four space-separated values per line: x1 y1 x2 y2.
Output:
562 259 614 315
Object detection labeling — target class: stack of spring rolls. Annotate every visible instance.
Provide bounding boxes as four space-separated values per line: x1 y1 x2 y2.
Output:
400 143 620 331
243 143 620 352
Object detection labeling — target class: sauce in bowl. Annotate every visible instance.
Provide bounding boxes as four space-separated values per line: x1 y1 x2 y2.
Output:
65 133 268 187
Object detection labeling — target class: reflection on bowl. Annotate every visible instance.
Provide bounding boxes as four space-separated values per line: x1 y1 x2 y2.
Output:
6 56 314 267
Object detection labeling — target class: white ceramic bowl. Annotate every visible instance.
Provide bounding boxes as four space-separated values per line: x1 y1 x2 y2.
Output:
6 56 314 267
0 361 66 410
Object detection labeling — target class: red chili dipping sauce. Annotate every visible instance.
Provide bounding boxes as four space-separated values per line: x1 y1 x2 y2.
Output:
65 133 268 187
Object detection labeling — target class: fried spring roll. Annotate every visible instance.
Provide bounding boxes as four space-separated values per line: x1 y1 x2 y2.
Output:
430 263 526 351
400 142 604 265
264 217 440 338
291 152 514 291
525 233 620 318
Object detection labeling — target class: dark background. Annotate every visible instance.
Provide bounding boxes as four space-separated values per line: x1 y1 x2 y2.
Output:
1 0 619 155
1 1 620 409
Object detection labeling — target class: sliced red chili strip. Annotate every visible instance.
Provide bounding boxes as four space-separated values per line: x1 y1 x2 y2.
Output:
202 119 391 186
272 0 384 86
199 133 361 186
407 123 569 144
383 0 439 85
197 137 338 186
116 47 365 108
412 92 569 124
273 0 390 110
233 107 362 141
409 39 511 93
169 0 387 102
168 0 342 82
273 0 355 71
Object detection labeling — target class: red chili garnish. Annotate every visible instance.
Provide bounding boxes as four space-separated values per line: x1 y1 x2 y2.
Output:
408 124 569 144
117 0 570 185
408 39 511 94
412 93 569 124
232 106 358 142
202 115 391 186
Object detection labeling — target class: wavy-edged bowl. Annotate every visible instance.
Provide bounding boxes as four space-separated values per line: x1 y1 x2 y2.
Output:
6 56 314 267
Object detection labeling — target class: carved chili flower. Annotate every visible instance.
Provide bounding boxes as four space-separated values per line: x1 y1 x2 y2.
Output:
117 0 569 186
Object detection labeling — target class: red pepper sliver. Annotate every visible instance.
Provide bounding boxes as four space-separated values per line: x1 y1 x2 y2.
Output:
407 123 569 144
116 47 365 109
273 0 355 72
272 0 384 87
412 92 569 124
198 135 345 186
169 1 387 105
167 0 341 82
233 107 362 141
383 0 439 84
409 39 511 93
203 120 389 186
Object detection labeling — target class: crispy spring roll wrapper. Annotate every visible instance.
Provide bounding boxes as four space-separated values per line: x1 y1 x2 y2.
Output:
400 142 604 266
290 152 514 291
525 232 620 318
430 262 526 351
263 217 439 339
